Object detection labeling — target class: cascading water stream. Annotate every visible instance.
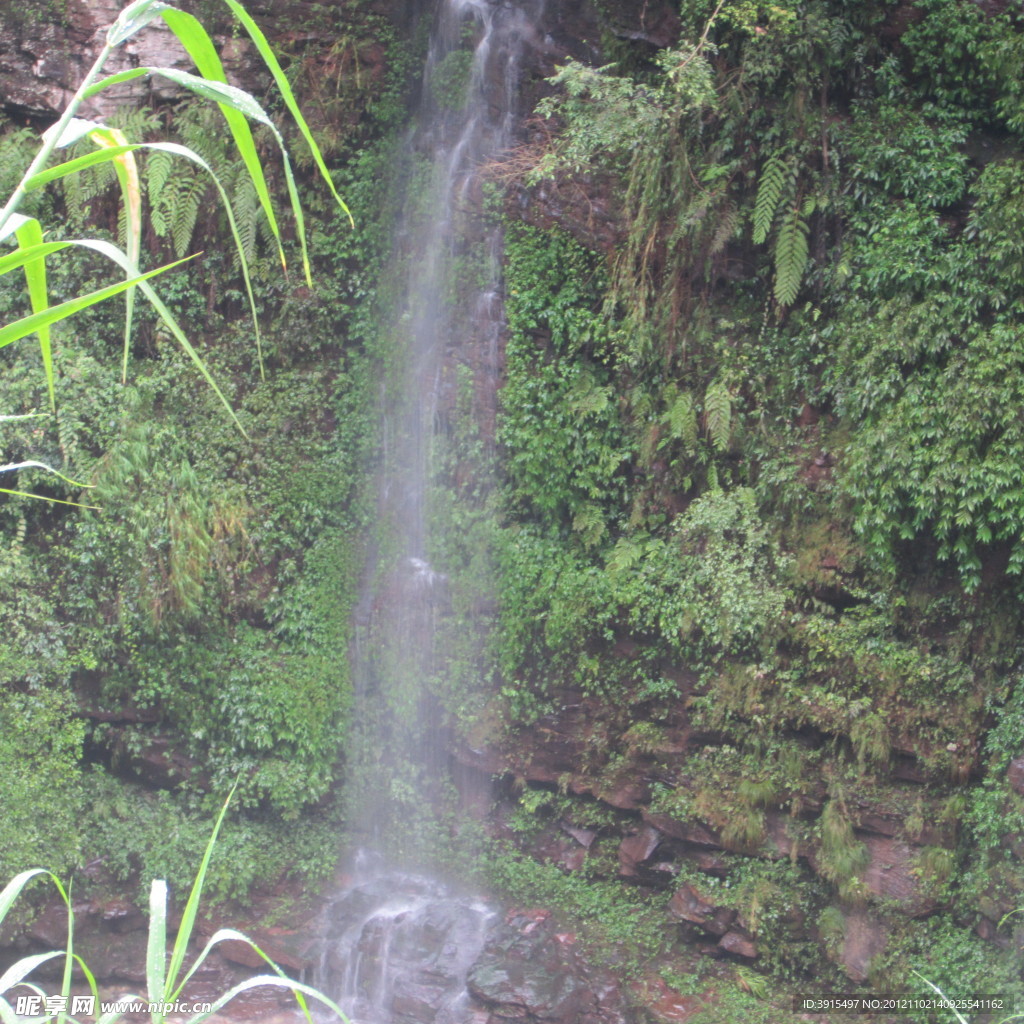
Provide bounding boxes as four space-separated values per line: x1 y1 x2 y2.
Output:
316 2 540 1020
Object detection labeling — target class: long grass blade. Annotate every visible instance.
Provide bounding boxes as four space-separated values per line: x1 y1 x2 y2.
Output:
164 785 236 1000
41 116 101 150
0 240 69 276
95 994 142 1024
106 0 172 46
158 7 286 276
0 952 63 995
85 69 273 126
11 217 53 410
58 883 74 1024
0 488 100 508
147 880 168 1021
0 252 191 349
88 127 142 383
0 870 50 924
0 985 48 1024
183 976 347 1024
170 927 298 1003
222 0 353 226
910 972 969 1024
0 460 93 488
0 241 246 434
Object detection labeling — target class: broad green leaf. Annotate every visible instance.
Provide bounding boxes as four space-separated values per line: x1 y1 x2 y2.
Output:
0 241 245 434
107 0 172 46
147 880 168 1019
223 0 353 227
86 66 312 283
89 127 142 381
11 216 53 409
0 870 50 926
42 116 101 150
26 141 264 377
159 6 286 278
0 952 63 995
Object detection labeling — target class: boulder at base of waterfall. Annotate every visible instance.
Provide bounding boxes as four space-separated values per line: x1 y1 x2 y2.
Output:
467 911 596 1023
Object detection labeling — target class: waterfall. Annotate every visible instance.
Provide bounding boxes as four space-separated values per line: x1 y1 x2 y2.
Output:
317 1 538 1020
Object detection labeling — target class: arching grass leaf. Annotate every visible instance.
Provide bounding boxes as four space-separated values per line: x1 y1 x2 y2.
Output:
158 7 286 283
89 127 142 381
9 216 53 410
222 0 353 227
106 0 172 46
86 67 314 284
26 140 265 378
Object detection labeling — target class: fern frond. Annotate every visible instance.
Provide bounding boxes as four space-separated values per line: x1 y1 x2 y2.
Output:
607 535 644 574
232 174 260 268
753 156 788 245
704 378 732 452
572 502 606 547
147 148 173 210
773 205 808 307
665 389 698 449
710 202 738 256
641 422 661 465
571 381 610 418
171 175 203 259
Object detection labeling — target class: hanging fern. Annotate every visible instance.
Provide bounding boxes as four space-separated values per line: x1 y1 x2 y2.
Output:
704 378 732 452
607 535 644 574
753 155 790 245
710 201 739 256
150 167 204 258
773 204 809 307
232 174 261 270
665 388 698 449
172 175 204 259
146 148 173 235
571 502 606 547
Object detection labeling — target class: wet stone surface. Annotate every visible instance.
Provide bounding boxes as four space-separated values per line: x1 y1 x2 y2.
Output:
315 876 627 1024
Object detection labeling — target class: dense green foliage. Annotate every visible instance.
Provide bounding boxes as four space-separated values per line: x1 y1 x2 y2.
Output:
488 0 1024 1001
5 0 1024 1012
0 0 416 902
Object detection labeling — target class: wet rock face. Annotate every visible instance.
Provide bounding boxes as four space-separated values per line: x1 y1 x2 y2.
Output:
318 875 496 1024
0 0 257 120
316 877 626 1024
467 911 625 1024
